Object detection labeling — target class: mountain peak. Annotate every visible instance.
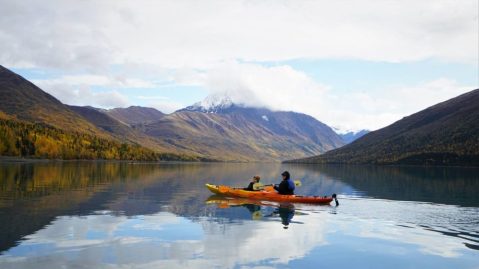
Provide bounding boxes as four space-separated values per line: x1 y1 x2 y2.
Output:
181 94 236 113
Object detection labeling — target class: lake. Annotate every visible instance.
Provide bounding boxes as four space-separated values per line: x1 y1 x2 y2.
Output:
0 161 478 268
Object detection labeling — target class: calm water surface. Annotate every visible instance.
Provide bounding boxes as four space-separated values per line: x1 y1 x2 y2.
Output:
0 162 478 268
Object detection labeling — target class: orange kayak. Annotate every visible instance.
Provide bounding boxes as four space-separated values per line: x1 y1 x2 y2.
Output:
205 183 337 205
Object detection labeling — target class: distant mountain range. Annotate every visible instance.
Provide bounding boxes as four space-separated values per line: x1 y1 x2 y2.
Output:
139 101 345 161
338 130 369 144
0 65 346 162
287 89 479 166
2 65 477 165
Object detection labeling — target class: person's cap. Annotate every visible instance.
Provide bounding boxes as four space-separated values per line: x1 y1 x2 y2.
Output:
281 171 290 177
253 175 260 180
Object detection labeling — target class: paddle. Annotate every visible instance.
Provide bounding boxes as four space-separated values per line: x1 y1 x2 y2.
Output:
252 180 302 191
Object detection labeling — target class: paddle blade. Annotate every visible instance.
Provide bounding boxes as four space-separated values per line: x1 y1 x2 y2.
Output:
252 183 264 191
252 211 262 220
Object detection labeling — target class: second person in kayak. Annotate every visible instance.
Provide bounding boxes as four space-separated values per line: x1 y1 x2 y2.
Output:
274 171 295 195
244 175 261 191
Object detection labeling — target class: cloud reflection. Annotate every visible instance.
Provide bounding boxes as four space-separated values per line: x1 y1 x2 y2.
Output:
0 210 331 269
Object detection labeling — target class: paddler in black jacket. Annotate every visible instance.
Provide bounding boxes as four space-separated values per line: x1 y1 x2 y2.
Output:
274 171 295 195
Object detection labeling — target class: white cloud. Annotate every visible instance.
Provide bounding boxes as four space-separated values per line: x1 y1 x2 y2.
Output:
135 95 186 113
179 62 329 110
32 75 155 89
147 100 186 114
30 74 155 109
332 78 475 131
0 211 330 269
34 82 130 108
0 0 476 70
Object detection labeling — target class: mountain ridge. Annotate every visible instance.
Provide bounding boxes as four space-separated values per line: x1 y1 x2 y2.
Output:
139 105 345 161
286 89 479 166
107 106 165 125
0 65 109 138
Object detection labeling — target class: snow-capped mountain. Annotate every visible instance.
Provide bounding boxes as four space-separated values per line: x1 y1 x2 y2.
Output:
181 94 236 113
140 94 346 161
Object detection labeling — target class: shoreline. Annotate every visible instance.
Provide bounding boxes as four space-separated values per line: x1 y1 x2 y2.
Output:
1 156 477 168
284 162 479 169
0 156 281 164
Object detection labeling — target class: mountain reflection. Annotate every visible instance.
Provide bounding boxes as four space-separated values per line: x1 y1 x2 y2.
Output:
0 161 478 268
291 164 479 207
0 162 340 253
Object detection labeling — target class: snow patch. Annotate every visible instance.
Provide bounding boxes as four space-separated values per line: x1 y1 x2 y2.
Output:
262 115 269 121
199 94 233 110
183 93 235 113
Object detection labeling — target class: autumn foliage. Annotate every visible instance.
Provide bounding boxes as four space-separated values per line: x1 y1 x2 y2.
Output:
0 118 201 161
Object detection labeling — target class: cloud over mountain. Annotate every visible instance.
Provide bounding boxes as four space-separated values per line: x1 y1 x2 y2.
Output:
175 62 473 131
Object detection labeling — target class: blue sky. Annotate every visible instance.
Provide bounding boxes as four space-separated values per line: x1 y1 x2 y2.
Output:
2 0 478 131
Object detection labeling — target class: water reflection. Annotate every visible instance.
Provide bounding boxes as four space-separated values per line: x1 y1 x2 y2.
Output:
294 164 479 206
0 162 478 269
275 205 295 229
206 195 299 228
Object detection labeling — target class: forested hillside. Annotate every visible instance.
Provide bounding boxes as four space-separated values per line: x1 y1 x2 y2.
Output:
0 113 202 161
287 89 479 166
